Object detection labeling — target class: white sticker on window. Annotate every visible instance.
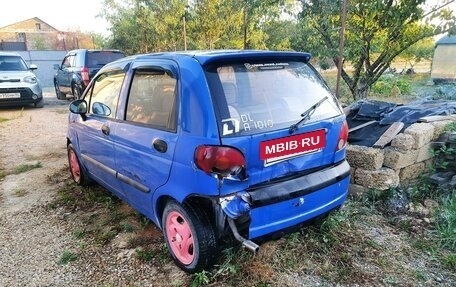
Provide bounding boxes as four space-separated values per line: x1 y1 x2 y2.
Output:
240 113 273 131
222 118 240 135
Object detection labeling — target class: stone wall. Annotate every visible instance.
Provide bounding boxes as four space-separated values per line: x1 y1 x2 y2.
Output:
346 119 455 193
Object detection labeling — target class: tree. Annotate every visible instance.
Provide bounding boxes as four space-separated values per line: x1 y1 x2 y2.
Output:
188 0 295 50
100 0 148 54
189 0 241 49
263 20 297 50
100 0 298 52
90 33 109 49
238 0 296 49
148 0 188 51
100 0 186 54
294 0 456 100
31 34 47 50
400 37 435 72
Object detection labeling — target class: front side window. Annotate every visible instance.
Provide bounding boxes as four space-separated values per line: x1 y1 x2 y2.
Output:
87 70 125 118
125 69 177 131
205 61 342 137
62 56 71 68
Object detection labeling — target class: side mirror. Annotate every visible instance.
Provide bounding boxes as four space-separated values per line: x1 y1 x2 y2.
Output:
29 64 38 70
69 99 88 120
92 102 111 116
53 64 60 70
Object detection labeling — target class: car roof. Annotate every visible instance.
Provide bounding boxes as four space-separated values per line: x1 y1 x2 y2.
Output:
99 49 313 73
66 49 125 54
0 51 22 57
116 49 312 65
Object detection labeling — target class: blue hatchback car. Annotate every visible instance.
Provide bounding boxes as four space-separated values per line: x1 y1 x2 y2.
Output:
67 50 350 273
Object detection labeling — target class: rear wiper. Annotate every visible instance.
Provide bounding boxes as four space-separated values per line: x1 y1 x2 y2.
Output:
289 96 329 134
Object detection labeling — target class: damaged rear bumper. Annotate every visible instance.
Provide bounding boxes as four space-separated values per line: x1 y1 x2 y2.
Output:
222 160 350 240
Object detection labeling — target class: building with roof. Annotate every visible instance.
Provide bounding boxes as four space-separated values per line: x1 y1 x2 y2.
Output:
0 17 66 50
0 17 94 51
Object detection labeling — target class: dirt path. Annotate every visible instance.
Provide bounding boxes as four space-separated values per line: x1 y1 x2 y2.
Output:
0 93 185 287
0 95 68 211
0 94 89 285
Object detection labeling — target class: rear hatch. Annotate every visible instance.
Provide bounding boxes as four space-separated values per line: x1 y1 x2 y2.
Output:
203 57 346 194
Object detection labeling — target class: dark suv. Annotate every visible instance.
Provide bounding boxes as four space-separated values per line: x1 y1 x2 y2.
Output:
53 49 125 100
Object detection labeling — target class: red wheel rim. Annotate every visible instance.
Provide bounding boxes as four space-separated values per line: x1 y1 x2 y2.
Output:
69 149 81 182
165 210 194 265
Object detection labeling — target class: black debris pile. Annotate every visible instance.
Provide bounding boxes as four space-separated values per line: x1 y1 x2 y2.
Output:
346 99 456 147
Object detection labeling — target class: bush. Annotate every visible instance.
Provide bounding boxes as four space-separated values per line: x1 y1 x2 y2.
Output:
371 75 412 97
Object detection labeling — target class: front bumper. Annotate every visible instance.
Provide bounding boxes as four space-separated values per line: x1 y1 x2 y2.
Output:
0 86 43 106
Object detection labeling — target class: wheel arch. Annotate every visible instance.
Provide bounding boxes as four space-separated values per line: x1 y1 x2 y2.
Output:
155 194 216 230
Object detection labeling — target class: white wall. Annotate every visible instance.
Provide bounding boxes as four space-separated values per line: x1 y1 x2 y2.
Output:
17 50 67 87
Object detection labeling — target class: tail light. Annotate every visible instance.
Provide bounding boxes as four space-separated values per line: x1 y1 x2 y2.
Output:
195 145 246 179
81 67 90 86
336 121 349 151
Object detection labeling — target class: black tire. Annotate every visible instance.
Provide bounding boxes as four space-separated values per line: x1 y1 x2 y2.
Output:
67 143 91 186
162 200 218 273
72 85 82 99
54 82 66 100
34 98 44 108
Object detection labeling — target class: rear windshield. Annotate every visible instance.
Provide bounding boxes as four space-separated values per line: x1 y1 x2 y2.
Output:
204 60 342 137
87 51 125 67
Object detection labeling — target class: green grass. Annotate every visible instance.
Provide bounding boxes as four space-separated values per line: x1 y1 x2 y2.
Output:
14 162 42 174
0 117 9 123
135 247 157 262
0 162 43 179
321 71 432 104
50 148 456 286
57 250 78 265
14 188 28 197
191 270 210 287
435 192 456 251
443 253 456 271
73 229 86 240
444 122 456 132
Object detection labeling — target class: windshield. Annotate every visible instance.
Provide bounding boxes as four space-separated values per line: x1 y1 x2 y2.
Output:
205 61 342 137
0 55 28 71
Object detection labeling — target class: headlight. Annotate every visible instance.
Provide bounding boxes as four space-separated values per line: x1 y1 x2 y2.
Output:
23 75 37 84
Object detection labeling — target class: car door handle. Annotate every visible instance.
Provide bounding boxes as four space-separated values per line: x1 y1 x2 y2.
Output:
153 139 167 153
101 125 110 135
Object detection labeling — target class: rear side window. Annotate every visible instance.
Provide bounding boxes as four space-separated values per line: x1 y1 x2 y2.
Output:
87 51 125 67
125 70 177 131
87 70 125 118
205 61 342 137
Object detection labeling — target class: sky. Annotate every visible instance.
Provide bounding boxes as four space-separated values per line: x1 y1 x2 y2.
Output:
0 0 455 38
0 0 109 36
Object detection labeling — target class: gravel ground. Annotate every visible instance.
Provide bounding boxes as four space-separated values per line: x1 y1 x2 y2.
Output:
0 91 86 286
0 90 186 287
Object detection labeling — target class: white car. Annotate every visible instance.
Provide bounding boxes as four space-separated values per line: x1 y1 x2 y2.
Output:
0 52 43 108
